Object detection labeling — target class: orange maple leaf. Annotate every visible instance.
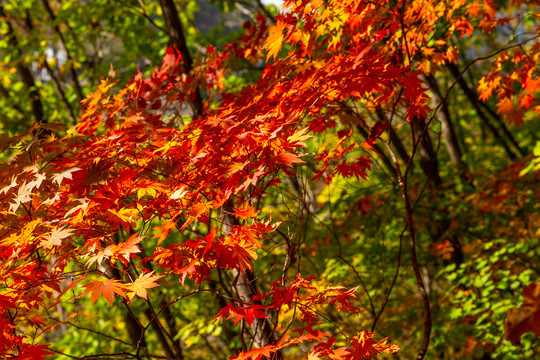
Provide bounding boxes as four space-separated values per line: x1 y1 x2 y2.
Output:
276 152 305 168
153 220 177 245
113 233 143 262
230 335 293 360
83 279 127 306
264 19 287 61
496 97 514 115
233 202 260 220
128 272 163 300
232 346 272 360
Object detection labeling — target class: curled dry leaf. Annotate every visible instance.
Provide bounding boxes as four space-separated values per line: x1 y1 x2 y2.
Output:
504 281 540 346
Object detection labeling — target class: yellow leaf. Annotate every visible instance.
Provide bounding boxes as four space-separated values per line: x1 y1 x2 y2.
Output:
264 19 288 61
287 127 312 146
128 272 163 301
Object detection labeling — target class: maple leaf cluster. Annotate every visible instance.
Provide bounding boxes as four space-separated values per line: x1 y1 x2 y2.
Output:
1 0 538 358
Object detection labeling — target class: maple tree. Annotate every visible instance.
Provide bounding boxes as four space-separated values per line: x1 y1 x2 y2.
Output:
1 0 539 359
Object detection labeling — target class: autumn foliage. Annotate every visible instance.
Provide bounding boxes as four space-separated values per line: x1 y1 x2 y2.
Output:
1 0 539 359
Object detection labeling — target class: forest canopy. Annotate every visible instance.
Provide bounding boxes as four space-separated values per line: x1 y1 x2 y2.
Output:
0 0 539 359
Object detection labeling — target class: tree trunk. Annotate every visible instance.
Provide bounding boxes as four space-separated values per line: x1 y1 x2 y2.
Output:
1 5 44 125
411 117 464 264
223 201 282 357
158 0 204 117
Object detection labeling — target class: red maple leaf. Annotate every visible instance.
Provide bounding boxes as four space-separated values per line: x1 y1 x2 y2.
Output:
16 344 55 360
214 303 269 326
349 331 400 359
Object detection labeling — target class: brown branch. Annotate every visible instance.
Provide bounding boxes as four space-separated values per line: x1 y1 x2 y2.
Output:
390 5 434 354
370 221 404 332
117 0 169 35
43 60 77 124
40 0 85 102
446 62 524 159
376 108 411 165
338 102 399 180
337 254 376 319
64 321 133 347
0 83 26 116
254 0 277 24
422 74 469 183
383 141 432 360
144 306 181 360
134 239 186 357
109 243 178 359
